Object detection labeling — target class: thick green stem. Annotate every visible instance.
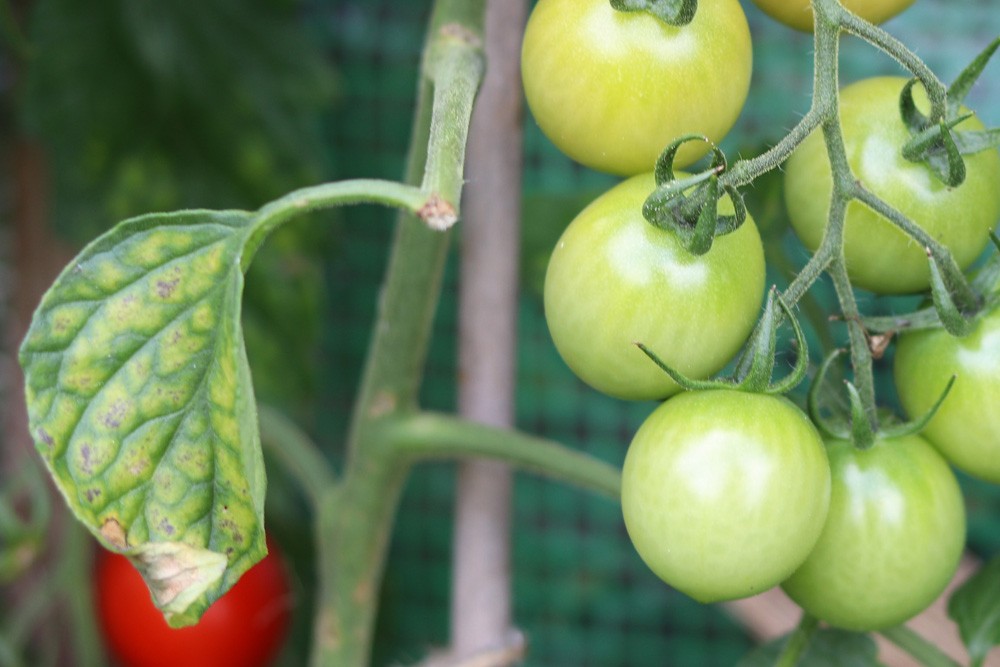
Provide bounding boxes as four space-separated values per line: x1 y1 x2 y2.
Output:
724 108 824 187
775 613 819 667
837 10 948 122
384 412 621 500
310 447 410 667
307 1 487 665
243 179 442 271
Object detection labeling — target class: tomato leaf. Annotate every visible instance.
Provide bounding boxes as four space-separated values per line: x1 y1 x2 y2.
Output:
19 209 267 628
609 0 697 26
948 555 1000 667
738 628 880 667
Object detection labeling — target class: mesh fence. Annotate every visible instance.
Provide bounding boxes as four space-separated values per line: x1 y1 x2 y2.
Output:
300 1 1000 664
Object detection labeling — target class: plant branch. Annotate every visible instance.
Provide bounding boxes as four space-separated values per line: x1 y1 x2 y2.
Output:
836 11 947 122
307 0 488 665
244 179 445 270
829 258 878 433
851 185 978 310
775 613 820 667
422 24 485 224
384 412 622 500
724 108 825 187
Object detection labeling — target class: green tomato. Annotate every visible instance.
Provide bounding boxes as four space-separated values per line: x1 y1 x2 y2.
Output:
621 390 831 603
543 173 766 401
895 304 1000 483
752 0 915 32
521 0 752 175
782 434 965 631
784 76 1000 294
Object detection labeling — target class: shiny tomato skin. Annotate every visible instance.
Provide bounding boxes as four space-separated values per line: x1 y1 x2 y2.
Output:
543 173 766 401
894 304 1000 483
621 390 831 603
752 0 915 32
521 0 752 175
95 542 292 667
784 76 1000 294
782 434 965 631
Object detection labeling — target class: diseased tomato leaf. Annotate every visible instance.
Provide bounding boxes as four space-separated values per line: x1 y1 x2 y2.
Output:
948 556 1000 667
19 209 266 628
738 628 880 667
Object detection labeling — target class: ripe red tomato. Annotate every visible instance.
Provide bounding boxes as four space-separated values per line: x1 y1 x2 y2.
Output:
95 542 292 667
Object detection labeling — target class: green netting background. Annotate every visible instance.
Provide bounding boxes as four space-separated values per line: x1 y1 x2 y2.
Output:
284 1 1000 665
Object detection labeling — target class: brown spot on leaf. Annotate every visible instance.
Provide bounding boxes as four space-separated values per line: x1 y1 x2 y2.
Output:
156 277 180 299
100 399 130 429
80 443 93 475
101 518 128 550
37 428 54 449
158 519 176 536
85 488 102 503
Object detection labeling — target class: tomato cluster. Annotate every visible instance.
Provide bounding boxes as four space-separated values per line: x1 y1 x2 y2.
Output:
524 0 1000 633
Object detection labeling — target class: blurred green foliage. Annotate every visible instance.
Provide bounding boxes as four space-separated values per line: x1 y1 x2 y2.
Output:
20 0 339 411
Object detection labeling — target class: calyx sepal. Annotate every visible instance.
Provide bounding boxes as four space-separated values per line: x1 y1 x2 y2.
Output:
807 350 956 449
636 287 807 395
609 0 697 26
642 134 747 255
900 37 1000 186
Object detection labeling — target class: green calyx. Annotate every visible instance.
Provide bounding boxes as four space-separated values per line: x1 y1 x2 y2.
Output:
609 0 697 26
637 287 807 395
808 349 956 450
642 134 748 255
864 233 1000 338
900 37 1000 187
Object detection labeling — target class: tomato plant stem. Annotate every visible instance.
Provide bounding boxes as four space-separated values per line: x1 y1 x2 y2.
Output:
384 413 622 499
852 185 979 312
308 0 487 664
775 613 820 667
837 12 947 123
725 108 824 187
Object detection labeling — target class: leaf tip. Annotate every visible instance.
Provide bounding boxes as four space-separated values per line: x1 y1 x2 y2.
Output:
132 541 228 627
100 518 129 550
